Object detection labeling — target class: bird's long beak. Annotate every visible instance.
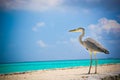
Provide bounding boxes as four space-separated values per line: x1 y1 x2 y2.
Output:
69 29 76 32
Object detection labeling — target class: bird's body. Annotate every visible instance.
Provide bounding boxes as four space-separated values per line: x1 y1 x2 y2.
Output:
83 38 109 54
69 27 109 74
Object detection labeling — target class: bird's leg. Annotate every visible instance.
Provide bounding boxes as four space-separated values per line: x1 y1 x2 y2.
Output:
88 52 92 74
94 53 97 74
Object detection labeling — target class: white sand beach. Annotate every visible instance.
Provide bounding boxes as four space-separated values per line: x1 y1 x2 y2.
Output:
0 64 120 80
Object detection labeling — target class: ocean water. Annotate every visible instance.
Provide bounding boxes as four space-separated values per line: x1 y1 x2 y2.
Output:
0 59 120 74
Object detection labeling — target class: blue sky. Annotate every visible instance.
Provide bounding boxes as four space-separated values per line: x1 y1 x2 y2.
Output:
0 0 120 63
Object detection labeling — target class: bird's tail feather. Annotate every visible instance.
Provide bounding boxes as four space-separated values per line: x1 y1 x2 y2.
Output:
103 49 109 54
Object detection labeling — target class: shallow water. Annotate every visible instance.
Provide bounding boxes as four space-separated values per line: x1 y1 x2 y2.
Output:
0 59 120 74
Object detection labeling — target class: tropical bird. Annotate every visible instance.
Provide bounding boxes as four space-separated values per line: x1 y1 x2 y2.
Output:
69 27 109 74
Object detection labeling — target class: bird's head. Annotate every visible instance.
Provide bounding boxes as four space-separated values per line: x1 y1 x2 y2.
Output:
69 27 84 32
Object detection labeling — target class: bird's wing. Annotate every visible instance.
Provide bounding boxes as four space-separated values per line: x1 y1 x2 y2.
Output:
85 38 104 48
84 38 109 53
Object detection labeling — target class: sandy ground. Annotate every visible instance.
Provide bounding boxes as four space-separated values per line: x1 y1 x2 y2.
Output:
0 64 120 80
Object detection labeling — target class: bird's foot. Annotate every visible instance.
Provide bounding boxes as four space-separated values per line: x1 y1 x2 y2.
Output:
94 72 97 74
88 72 90 74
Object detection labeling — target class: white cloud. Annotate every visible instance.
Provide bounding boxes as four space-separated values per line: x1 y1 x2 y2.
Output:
69 37 85 52
69 37 81 47
89 18 120 34
88 18 120 40
70 37 78 43
2 0 64 12
1 0 92 14
37 40 47 48
36 22 45 27
82 9 91 14
56 37 79 46
32 22 45 32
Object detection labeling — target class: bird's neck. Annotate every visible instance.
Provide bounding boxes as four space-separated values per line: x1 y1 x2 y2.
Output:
79 30 85 45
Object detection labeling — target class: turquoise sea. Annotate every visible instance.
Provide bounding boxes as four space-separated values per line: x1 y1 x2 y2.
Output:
0 59 120 74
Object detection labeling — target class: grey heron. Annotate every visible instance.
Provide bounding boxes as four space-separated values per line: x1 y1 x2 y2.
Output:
69 27 109 74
